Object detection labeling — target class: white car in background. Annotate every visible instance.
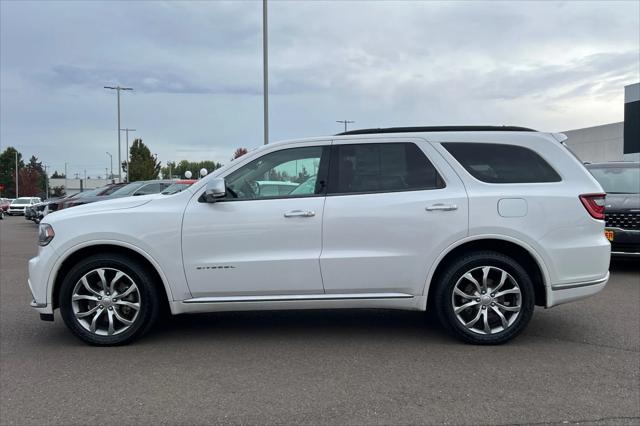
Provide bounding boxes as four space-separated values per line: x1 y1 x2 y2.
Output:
28 126 610 346
8 197 41 216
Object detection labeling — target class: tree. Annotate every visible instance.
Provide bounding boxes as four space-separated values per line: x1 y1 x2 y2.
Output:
232 148 248 160
51 170 65 178
51 186 66 197
126 139 161 181
0 147 24 198
161 160 223 179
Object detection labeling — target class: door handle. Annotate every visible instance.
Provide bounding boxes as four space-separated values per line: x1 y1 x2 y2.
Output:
425 204 458 212
284 210 315 218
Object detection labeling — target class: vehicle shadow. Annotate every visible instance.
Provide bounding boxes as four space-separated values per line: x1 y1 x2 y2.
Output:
144 308 452 345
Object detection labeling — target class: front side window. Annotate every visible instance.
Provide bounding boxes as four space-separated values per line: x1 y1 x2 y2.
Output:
442 142 561 184
329 142 443 194
224 146 329 200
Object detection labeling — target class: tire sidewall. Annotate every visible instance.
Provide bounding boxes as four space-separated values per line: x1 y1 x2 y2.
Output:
59 254 158 346
436 251 535 345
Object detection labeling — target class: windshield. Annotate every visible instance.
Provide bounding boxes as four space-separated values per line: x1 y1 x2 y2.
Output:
109 182 145 196
588 166 640 194
76 188 101 198
11 197 32 205
162 183 192 195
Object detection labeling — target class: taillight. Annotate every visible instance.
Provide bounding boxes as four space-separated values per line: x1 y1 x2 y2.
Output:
579 193 606 220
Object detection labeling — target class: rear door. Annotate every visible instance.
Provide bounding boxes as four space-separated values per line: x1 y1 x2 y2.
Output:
320 138 468 296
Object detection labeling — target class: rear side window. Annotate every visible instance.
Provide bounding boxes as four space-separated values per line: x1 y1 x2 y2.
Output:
329 142 444 194
442 143 561 183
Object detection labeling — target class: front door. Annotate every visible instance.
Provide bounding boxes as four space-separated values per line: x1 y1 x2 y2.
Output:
182 143 330 298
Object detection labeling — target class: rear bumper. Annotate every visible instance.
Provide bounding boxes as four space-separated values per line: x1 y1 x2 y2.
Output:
607 227 640 256
547 272 609 308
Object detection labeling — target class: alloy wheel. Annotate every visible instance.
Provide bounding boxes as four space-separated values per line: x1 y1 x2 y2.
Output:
71 267 141 336
451 266 522 335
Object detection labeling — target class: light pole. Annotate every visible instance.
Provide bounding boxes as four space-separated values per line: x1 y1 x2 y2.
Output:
120 128 136 182
104 85 133 182
105 152 113 181
15 151 18 197
336 120 355 133
263 0 269 145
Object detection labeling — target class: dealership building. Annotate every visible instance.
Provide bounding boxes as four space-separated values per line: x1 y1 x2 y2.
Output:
562 83 639 163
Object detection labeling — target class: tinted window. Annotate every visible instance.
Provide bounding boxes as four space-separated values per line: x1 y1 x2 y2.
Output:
442 143 561 183
224 146 329 200
588 165 640 194
329 143 443 194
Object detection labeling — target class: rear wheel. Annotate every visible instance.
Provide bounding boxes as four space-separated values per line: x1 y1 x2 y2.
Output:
434 251 534 344
59 254 160 346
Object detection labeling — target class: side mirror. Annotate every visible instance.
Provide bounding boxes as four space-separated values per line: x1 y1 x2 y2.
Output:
204 178 226 202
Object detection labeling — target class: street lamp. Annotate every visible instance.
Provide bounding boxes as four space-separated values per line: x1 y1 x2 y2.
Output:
336 120 355 133
104 85 133 182
105 152 113 181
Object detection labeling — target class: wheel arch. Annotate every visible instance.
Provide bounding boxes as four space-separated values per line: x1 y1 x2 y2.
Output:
424 236 550 308
50 242 174 311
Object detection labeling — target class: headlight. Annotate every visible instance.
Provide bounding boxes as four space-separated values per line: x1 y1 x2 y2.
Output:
38 223 55 246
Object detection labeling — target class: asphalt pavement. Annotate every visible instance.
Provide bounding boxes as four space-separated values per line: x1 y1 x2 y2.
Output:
1 215 638 425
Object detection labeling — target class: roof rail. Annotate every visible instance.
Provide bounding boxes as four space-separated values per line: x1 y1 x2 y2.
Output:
336 125 537 136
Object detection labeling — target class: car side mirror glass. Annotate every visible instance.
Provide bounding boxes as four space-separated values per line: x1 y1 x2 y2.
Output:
204 178 226 202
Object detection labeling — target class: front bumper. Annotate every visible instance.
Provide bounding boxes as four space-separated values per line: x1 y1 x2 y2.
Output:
547 272 609 307
607 227 640 256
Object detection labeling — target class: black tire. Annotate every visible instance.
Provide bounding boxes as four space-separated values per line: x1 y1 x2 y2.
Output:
434 251 535 345
59 253 160 346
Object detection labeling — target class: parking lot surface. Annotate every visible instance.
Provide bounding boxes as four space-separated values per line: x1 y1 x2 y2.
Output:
1 215 639 425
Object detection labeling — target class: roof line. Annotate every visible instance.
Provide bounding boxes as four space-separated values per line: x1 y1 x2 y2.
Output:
336 125 537 136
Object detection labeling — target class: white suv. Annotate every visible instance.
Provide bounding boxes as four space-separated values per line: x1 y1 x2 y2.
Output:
28 126 610 346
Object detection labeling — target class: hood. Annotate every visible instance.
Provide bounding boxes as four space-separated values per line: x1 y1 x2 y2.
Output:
45 194 159 222
605 193 640 212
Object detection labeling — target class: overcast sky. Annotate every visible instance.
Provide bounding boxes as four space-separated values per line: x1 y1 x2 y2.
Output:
1 0 638 178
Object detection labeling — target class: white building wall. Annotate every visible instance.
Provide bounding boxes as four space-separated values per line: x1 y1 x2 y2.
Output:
562 122 639 163
49 178 112 195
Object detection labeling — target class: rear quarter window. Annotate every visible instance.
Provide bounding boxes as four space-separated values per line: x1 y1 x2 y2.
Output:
442 142 561 183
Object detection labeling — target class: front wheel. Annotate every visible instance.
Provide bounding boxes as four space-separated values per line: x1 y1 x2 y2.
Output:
59 254 160 346
434 251 535 345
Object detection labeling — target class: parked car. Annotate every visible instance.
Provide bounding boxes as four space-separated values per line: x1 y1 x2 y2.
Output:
29 126 610 346
0 198 11 219
586 162 640 256
161 180 197 195
103 180 173 199
8 197 41 215
59 183 127 209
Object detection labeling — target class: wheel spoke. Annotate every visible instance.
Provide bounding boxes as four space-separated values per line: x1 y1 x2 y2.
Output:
491 305 509 329
116 284 137 300
115 300 140 311
76 305 99 319
463 273 482 294
492 270 509 294
482 308 491 334
72 294 99 302
454 300 480 314
106 309 115 335
495 288 521 298
481 267 490 292
90 308 104 333
454 287 477 299
464 306 483 328
96 269 108 293
109 271 125 294
80 277 100 297
113 308 134 325
496 302 520 312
